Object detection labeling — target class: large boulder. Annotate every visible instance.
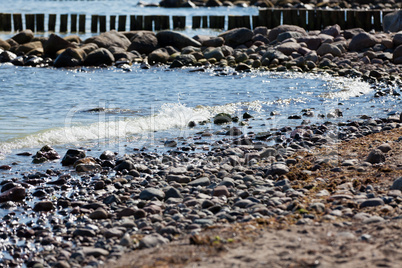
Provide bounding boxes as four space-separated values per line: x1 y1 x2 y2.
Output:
127 31 158 55
43 34 76 58
84 48 115 66
148 48 170 65
297 36 322 50
156 31 201 50
394 32 402 47
268 25 307 42
0 186 26 202
203 47 225 60
54 47 87 67
15 41 43 54
160 0 186 7
0 38 11 50
348 32 379 51
317 43 343 57
276 42 301 56
84 30 131 50
321 24 341 37
393 45 402 64
11 30 34 44
218 28 253 47
383 10 402 32
193 35 224 47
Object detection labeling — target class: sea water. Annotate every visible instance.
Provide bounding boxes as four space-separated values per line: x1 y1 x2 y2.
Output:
0 64 400 164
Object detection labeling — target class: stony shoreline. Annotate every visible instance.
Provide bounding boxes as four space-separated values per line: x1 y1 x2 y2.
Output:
1 23 402 93
0 107 401 267
149 0 402 10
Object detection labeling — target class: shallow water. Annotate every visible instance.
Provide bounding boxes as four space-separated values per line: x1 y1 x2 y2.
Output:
0 64 400 165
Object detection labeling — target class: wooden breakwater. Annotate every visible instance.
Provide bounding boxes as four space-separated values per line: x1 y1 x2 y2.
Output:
0 9 397 34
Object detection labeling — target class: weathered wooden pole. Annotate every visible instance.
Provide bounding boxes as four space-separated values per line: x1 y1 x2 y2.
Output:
25 14 35 31
13 14 23 32
118 15 126 31
99 15 106 32
60 14 68 32
91 15 98 33
71 14 77 32
79 14 85 33
48 14 56 32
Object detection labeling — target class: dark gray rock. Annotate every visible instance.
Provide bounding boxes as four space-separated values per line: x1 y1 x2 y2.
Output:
127 31 158 55
43 33 75 57
383 10 402 32
11 29 34 44
82 247 109 257
268 25 307 42
218 28 253 47
366 149 385 164
157 31 201 50
377 143 392 153
148 48 170 65
139 233 169 248
0 186 26 203
115 159 135 171
360 198 384 208
61 149 86 166
54 47 86 67
391 177 402 191
188 177 210 187
139 187 165 200
84 30 131 50
84 48 114 66
33 201 54 212
73 228 97 238
348 33 379 51
267 163 289 176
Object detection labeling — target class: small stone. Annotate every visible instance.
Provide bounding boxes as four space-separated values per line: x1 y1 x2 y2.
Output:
139 233 169 249
82 247 109 257
33 201 54 212
377 143 392 153
139 188 165 200
366 149 385 164
89 208 108 219
391 177 402 191
213 185 230 197
188 177 210 187
360 198 384 208
73 228 97 238
268 163 289 176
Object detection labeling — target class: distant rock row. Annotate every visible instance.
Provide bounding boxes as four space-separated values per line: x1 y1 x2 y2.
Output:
144 0 401 10
0 25 402 86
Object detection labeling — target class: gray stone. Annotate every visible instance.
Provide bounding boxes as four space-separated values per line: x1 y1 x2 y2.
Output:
43 33 76 57
33 201 54 212
394 33 402 47
82 247 109 257
139 188 165 200
268 25 307 42
127 31 158 55
218 27 253 47
193 35 224 47
11 29 34 44
54 47 86 67
276 42 301 56
393 45 402 63
115 159 135 172
383 10 402 32
297 36 322 50
73 228 97 237
157 31 201 50
317 43 343 57
84 48 114 66
103 227 124 239
377 143 392 153
188 177 210 187
84 30 131 50
391 177 402 191
89 208 108 219
360 198 384 208
348 33 379 51
203 47 225 60
321 24 341 37
366 149 385 164
139 233 169 249
148 48 169 65
268 163 289 176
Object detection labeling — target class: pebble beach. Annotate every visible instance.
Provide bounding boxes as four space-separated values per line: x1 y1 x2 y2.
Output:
1 1 402 267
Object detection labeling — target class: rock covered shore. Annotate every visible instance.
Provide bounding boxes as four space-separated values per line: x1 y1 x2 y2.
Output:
0 108 401 267
0 23 402 90
149 0 401 9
